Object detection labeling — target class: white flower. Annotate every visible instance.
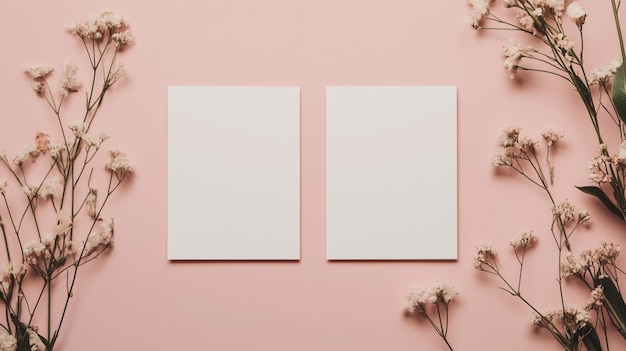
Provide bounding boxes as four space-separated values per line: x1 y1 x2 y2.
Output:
502 39 532 78
24 65 54 79
404 281 458 313
590 58 622 85
0 330 16 351
68 120 88 138
59 62 81 95
566 2 586 27
105 149 135 180
86 218 114 253
510 230 537 249
27 329 46 351
619 140 626 160
541 128 564 146
13 144 39 166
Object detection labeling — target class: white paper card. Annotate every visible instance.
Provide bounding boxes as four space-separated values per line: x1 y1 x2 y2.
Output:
326 86 457 260
168 86 300 260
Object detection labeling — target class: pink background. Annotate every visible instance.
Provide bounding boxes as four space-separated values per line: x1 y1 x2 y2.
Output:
1 0 626 350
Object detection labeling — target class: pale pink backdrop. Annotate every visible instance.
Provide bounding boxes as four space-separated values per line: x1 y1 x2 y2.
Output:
1 1 625 350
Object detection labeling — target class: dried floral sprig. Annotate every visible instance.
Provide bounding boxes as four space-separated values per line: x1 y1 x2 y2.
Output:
467 0 626 222
0 9 135 351
459 1 626 350
404 282 458 351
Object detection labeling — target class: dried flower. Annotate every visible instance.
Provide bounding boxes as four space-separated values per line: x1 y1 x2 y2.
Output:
588 149 612 183
619 140 626 160
517 13 537 35
54 210 72 236
474 244 497 270
21 184 37 198
31 81 43 94
590 58 622 85
552 199 576 225
23 240 49 264
13 144 39 166
518 136 538 151
86 218 114 253
67 9 128 40
404 281 458 313
0 180 8 195
49 141 64 159
553 33 574 60
83 132 109 149
105 149 135 180
541 128 564 146
503 39 532 78
563 305 590 332
492 151 512 167
530 309 558 328
0 330 17 351
24 65 54 79
85 188 98 219
27 329 46 351
562 242 621 278
465 0 493 29
38 179 61 199
585 286 604 310
59 62 80 96
566 1 586 28
68 120 87 138
498 126 521 147
510 230 537 249
112 30 133 48
35 132 50 153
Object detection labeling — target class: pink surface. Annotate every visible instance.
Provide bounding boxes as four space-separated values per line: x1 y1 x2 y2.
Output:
1 1 625 350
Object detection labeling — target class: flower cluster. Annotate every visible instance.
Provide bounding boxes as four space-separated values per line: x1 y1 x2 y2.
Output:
552 199 590 227
473 244 497 270
492 127 563 166
404 282 458 313
590 58 621 85
466 0 592 78
531 305 591 333
67 9 131 43
404 281 458 349
561 242 621 278
105 149 135 181
509 230 538 249
465 0 493 29
586 143 626 184
86 218 114 255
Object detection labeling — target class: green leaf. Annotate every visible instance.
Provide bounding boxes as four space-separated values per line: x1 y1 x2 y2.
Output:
576 186 625 222
595 273 626 339
577 324 602 351
612 64 626 125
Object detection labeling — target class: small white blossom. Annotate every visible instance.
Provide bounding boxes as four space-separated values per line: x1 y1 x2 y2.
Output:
566 1 586 27
0 330 16 351
541 128 564 146
105 149 135 180
24 65 54 79
510 230 537 249
59 62 80 96
13 144 39 166
590 58 622 85
404 281 458 313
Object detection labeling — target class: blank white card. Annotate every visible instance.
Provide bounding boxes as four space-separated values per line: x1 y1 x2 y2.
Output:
168 87 300 260
326 86 457 260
